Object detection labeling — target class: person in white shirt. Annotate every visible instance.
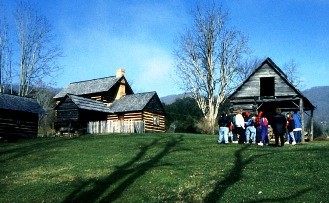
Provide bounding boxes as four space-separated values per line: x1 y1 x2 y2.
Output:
235 109 246 144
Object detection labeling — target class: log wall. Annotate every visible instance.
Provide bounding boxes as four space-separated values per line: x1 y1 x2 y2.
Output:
143 111 166 132
0 109 39 139
107 111 165 133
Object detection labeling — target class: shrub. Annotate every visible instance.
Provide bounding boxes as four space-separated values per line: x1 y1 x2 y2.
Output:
195 118 215 134
314 136 328 141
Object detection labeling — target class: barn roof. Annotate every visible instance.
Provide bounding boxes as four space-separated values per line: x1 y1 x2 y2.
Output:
0 94 44 114
229 57 315 110
54 76 122 99
56 94 111 113
230 58 288 98
109 91 157 113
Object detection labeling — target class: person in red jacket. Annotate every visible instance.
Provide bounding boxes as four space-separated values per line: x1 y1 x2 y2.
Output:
258 112 269 146
286 112 297 145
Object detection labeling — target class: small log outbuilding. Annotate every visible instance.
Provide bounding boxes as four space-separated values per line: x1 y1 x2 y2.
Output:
0 94 44 141
109 92 166 132
229 58 315 141
54 94 111 133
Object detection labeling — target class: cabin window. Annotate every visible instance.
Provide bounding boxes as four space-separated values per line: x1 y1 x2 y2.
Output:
153 116 160 126
260 77 275 96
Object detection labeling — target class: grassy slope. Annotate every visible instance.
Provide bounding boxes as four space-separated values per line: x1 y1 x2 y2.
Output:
1 133 328 202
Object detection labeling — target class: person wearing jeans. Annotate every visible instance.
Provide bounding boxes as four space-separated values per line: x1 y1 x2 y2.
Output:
293 110 302 143
218 112 231 144
286 112 297 145
245 115 256 144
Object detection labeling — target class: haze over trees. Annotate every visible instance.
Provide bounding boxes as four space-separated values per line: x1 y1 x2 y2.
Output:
174 2 248 134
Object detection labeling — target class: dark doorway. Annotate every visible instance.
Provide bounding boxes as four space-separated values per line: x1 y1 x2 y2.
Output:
260 77 275 96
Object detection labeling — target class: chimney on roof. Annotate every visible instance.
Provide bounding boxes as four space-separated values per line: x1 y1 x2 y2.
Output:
116 68 125 78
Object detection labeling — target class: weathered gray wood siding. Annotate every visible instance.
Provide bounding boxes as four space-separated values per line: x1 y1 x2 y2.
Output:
233 64 298 98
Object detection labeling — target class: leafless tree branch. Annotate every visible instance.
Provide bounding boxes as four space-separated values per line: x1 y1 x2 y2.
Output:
174 2 248 134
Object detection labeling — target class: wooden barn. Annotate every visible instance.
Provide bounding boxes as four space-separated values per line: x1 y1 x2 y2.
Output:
229 58 315 141
54 69 166 133
0 94 44 141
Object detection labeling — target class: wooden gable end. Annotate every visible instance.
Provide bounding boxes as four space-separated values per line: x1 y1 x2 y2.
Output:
55 96 79 121
231 61 297 99
143 94 166 132
114 77 134 100
144 94 166 115
73 77 133 105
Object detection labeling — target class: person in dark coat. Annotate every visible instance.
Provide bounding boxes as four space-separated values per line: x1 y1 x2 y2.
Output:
272 108 286 147
217 112 231 144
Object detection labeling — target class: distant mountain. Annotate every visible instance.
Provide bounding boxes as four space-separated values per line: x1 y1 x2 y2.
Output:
302 86 329 123
160 93 192 105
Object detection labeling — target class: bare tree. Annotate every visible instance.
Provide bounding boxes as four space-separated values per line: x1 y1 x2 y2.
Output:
174 3 248 134
236 57 263 84
14 1 62 97
0 11 13 94
0 13 6 93
282 59 304 89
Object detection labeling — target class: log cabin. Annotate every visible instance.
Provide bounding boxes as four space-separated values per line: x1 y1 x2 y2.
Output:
228 58 315 141
0 94 44 141
54 69 166 133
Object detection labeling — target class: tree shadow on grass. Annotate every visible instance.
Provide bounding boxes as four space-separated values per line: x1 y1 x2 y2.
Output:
204 145 314 202
204 145 254 202
64 135 184 202
0 138 69 163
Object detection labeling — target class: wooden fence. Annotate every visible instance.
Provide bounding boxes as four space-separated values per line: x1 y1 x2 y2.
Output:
87 120 145 134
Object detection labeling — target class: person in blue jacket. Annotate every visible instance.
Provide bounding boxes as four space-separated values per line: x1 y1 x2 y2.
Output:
293 110 302 143
245 114 256 144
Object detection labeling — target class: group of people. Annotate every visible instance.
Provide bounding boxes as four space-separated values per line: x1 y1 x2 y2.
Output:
217 108 302 147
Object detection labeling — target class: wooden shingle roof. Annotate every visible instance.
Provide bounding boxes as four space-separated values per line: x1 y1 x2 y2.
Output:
109 92 157 113
0 94 44 114
56 94 111 113
54 76 121 99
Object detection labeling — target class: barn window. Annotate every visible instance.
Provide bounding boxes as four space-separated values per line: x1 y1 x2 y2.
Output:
260 77 275 96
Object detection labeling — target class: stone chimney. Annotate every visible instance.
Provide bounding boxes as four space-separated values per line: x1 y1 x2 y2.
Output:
116 68 126 78
115 68 126 100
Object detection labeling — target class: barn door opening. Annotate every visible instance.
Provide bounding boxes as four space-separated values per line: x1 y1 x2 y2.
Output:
260 77 275 96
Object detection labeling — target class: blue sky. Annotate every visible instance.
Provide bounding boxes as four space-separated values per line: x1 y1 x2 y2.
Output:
2 0 329 97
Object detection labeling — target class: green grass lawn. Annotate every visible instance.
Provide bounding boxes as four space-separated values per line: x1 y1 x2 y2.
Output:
1 133 328 202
